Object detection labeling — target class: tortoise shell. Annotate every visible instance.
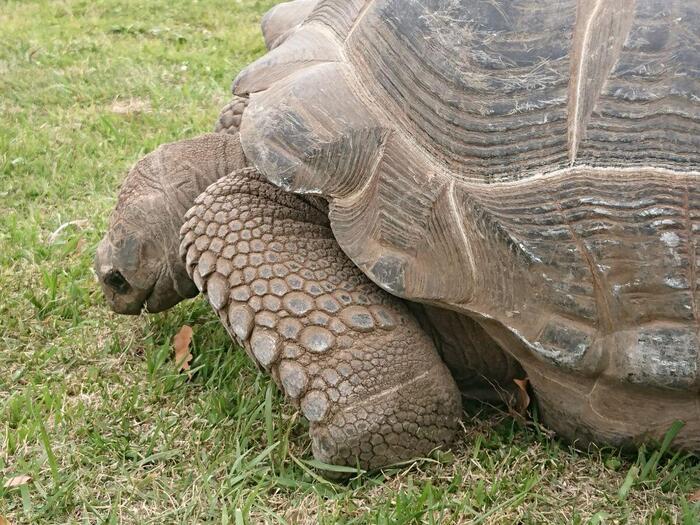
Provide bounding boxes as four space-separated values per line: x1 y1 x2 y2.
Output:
233 0 700 435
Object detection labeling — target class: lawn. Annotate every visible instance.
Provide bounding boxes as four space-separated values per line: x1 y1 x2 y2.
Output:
0 0 699 523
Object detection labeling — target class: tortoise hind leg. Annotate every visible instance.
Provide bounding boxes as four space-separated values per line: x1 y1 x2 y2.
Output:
409 303 525 404
180 168 462 470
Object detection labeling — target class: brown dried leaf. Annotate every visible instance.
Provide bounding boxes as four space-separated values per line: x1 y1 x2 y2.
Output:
690 488 700 503
513 378 531 415
0 515 10 525
173 325 193 377
3 475 31 488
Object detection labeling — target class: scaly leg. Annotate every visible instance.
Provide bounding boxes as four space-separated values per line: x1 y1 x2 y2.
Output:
214 96 248 136
180 168 462 469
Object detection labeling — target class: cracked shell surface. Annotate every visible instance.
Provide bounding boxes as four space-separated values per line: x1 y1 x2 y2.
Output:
231 0 700 452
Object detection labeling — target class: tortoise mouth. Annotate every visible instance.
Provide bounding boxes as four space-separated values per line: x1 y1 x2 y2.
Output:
98 274 153 316
112 299 146 316
134 264 200 314
143 282 177 314
95 253 156 316
100 274 181 315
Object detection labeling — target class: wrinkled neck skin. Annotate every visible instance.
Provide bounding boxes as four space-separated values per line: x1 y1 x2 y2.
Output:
95 133 246 314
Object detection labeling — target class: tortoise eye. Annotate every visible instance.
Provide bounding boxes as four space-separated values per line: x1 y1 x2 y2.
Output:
104 270 131 294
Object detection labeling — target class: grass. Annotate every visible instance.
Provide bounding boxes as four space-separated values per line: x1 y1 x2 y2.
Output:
0 0 698 523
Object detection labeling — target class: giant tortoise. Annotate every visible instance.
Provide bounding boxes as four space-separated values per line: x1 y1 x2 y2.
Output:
95 0 700 469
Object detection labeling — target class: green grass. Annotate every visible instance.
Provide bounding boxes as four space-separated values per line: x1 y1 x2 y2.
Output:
0 0 698 523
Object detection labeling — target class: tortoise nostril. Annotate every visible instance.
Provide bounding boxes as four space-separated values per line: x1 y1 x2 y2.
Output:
104 269 131 294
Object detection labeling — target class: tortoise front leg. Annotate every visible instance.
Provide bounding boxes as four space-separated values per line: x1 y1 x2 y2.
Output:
214 95 248 136
180 168 461 470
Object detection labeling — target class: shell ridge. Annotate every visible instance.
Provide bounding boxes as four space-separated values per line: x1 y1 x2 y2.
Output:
567 0 638 164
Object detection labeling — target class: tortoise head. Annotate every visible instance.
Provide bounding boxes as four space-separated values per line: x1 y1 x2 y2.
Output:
95 188 197 315
95 133 245 314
